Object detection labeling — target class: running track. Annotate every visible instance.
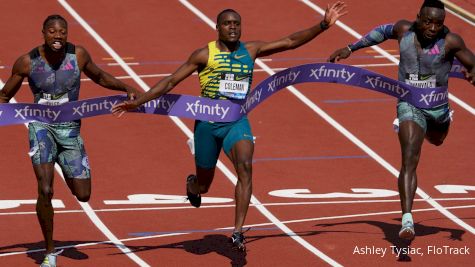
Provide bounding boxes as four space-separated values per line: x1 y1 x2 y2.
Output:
0 0 474 266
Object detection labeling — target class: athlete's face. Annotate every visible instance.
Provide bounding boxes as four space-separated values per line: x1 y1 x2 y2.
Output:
416 7 445 42
42 20 68 52
217 12 241 43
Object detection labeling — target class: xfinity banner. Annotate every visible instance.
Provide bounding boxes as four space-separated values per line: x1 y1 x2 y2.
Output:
0 62 467 126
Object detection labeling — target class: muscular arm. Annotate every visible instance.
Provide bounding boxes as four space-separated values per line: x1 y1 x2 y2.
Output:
112 47 208 112
446 33 475 85
0 55 29 103
77 46 139 95
247 1 347 59
328 19 411 62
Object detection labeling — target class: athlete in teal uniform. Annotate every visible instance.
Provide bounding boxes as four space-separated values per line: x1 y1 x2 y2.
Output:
113 3 347 251
329 0 475 240
0 15 139 267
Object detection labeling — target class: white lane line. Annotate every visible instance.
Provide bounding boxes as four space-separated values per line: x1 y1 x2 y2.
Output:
300 0 475 234
59 0 342 266
301 0 475 116
0 80 149 266
2 204 473 258
1 197 474 216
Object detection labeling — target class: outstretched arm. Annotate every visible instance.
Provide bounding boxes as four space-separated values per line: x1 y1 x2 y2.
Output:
112 47 207 114
328 19 411 62
77 46 140 97
446 33 475 85
247 1 347 59
0 55 29 103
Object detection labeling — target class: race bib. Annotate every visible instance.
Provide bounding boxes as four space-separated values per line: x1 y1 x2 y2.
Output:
405 73 436 88
219 73 250 99
38 93 69 106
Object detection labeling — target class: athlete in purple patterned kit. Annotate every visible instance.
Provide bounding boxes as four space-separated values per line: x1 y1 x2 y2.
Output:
328 0 475 240
0 15 139 267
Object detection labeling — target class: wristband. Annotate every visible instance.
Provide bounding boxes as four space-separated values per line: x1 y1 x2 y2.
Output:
346 45 353 53
320 20 329 30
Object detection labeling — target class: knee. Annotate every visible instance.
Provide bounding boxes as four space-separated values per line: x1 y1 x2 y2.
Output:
75 192 90 202
235 159 252 174
38 186 54 200
428 138 444 146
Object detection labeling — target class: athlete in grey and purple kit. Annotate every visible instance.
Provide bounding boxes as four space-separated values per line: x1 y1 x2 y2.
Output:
328 0 475 241
0 15 139 267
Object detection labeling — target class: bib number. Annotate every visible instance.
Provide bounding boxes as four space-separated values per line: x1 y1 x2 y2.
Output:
405 73 436 88
218 73 249 99
38 93 69 106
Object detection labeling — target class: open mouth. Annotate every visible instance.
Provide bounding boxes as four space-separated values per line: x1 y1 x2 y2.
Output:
52 41 63 50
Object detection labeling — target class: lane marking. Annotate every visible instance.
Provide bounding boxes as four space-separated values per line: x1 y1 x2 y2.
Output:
301 0 475 116
1 204 473 258
301 0 475 235
0 200 64 209
441 0 475 25
1 196 475 216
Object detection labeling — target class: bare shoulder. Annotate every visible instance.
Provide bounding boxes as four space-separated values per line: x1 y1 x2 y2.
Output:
74 45 92 69
393 19 412 37
188 45 209 65
445 32 464 46
12 53 31 75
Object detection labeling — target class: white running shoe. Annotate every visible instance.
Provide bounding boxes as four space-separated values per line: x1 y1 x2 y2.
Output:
398 221 415 240
40 249 63 267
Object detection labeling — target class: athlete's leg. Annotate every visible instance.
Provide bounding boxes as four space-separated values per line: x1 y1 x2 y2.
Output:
56 124 91 202
425 119 450 146
398 120 425 215
227 139 254 233
33 163 56 254
188 120 222 206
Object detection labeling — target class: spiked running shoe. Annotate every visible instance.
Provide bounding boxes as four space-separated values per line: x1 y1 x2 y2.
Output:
231 232 246 251
399 221 415 240
186 174 201 208
40 249 63 267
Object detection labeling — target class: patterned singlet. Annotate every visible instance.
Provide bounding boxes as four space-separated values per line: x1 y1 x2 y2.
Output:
398 26 452 89
28 42 81 105
199 41 254 100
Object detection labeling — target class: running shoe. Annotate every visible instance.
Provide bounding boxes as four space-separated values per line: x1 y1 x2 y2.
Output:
40 249 63 267
230 232 246 251
399 221 415 240
186 174 201 208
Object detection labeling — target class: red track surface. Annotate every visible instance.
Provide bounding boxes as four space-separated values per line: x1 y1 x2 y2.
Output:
1 1 474 266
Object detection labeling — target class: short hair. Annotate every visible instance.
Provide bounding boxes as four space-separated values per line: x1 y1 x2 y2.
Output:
216 9 240 24
43 14 68 29
420 0 445 12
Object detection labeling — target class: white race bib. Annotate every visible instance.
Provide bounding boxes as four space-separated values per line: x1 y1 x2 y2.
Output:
38 93 69 106
218 73 249 99
405 73 436 88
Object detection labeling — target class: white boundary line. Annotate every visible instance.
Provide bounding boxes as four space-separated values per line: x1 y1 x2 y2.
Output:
0 81 150 266
2 203 473 258
1 197 475 216
299 0 475 233
59 0 342 266
301 0 475 116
